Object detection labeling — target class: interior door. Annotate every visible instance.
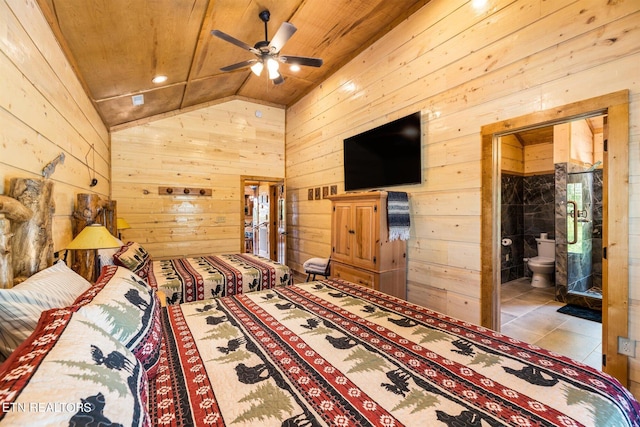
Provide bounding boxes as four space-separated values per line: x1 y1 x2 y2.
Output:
241 177 285 261
274 184 286 264
256 184 270 258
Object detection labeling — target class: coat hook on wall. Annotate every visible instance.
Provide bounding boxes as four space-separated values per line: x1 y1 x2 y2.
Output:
158 186 212 196
42 153 65 178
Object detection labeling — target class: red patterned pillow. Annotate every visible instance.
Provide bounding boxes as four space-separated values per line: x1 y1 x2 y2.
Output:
0 307 149 426
72 266 162 379
113 241 151 279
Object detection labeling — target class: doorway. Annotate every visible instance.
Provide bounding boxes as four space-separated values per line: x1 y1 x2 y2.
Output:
497 115 605 369
498 116 605 308
480 91 629 386
241 176 286 264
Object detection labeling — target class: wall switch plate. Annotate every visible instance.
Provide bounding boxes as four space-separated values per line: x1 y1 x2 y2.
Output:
618 336 636 357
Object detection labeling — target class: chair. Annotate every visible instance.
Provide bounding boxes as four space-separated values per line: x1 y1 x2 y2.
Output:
303 257 331 282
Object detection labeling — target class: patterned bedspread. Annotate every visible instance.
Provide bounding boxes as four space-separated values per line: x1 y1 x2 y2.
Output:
147 253 292 304
149 279 640 426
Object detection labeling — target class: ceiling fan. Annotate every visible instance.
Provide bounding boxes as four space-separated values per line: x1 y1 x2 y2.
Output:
211 10 323 85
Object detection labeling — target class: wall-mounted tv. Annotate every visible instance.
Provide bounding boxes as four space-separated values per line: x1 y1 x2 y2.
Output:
343 112 422 192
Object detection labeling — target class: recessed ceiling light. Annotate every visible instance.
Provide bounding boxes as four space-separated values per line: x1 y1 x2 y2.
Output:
289 64 301 72
152 75 168 84
471 0 488 9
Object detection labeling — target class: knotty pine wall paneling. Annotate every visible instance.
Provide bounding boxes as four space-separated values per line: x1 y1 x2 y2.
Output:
284 0 640 395
1 0 110 252
111 100 285 259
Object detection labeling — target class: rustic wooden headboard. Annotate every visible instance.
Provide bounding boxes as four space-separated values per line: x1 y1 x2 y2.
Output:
0 179 119 287
0 178 55 288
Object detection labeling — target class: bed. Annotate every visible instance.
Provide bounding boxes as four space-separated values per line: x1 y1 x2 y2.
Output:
147 253 292 304
1 268 639 426
105 241 292 304
147 278 640 426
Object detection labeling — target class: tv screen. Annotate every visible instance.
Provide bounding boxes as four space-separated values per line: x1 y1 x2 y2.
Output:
343 112 422 192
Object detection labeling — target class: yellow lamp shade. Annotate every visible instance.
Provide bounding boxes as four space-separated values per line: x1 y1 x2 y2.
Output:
67 224 122 250
116 217 131 230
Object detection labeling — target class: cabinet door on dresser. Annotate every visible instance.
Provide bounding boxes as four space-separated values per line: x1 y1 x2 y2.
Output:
331 199 379 270
351 200 378 270
331 203 352 263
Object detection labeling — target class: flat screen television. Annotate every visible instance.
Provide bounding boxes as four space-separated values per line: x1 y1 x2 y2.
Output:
343 112 422 192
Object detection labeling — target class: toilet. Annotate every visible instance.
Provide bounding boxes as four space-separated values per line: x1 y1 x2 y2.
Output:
526 233 555 288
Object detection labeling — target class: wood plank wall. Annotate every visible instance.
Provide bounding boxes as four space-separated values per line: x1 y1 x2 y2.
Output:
284 0 640 395
110 100 285 259
0 0 110 252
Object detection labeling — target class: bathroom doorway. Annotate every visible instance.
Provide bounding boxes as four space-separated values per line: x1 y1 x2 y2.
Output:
480 91 630 386
497 115 605 370
498 115 605 309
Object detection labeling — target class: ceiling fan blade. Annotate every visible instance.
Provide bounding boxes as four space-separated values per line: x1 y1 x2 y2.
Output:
211 30 259 54
269 22 296 53
272 75 285 85
220 59 258 72
281 55 323 68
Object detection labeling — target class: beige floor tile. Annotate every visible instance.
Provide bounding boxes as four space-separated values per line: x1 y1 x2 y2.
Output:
501 322 546 344
517 289 557 305
501 298 545 317
534 329 600 362
505 308 566 336
500 312 517 327
583 345 603 371
500 278 602 367
557 316 602 339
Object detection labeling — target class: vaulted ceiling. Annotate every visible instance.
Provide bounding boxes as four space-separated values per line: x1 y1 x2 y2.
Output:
36 0 430 129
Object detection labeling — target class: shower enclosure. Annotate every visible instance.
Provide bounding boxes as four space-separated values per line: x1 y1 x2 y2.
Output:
555 164 603 309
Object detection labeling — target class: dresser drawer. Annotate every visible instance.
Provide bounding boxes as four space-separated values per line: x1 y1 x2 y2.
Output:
331 263 376 289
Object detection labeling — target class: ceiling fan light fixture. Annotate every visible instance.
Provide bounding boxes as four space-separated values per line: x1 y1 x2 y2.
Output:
267 58 280 79
212 9 323 86
250 62 264 76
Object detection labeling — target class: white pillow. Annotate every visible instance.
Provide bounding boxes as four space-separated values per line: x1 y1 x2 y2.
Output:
97 238 124 267
0 260 91 359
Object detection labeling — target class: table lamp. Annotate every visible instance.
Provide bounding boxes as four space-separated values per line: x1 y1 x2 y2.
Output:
116 217 131 240
67 223 122 281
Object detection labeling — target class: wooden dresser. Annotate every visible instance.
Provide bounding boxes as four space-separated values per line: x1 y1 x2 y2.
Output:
328 191 407 299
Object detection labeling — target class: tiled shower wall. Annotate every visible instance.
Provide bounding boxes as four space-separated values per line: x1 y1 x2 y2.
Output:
501 174 524 283
501 173 555 283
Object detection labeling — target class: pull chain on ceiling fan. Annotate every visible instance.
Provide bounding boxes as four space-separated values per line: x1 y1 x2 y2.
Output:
211 9 323 85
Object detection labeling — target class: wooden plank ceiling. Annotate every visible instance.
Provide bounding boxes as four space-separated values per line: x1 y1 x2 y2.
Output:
36 0 431 128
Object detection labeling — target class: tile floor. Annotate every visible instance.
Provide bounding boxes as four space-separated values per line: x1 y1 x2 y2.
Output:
500 277 602 370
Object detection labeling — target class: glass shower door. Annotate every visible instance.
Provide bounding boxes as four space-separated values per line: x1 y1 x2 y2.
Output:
566 172 594 296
